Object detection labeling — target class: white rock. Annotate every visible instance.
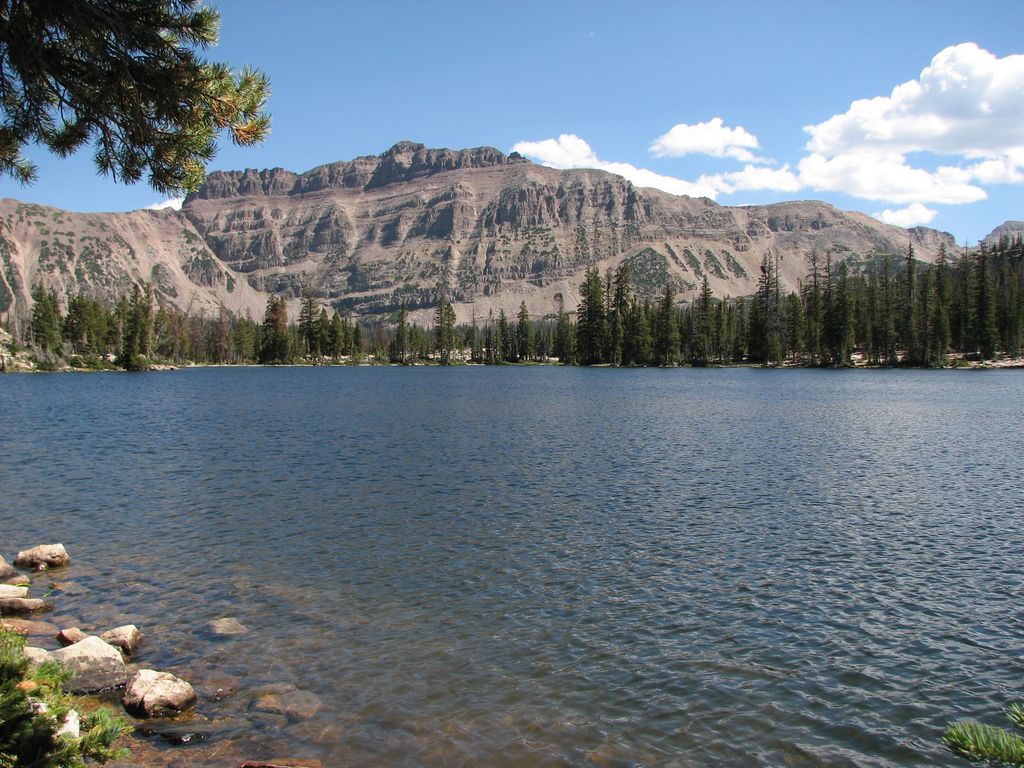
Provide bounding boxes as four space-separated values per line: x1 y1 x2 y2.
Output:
0 556 15 579
123 669 197 717
48 635 128 692
14 543 70 569
0 584 28 598
99 624 142 656
57 709 80 739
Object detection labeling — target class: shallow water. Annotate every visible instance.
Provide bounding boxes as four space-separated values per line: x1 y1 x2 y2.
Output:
2 366 1023 767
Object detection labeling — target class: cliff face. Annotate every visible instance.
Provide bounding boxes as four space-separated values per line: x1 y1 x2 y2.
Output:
1 142 961 324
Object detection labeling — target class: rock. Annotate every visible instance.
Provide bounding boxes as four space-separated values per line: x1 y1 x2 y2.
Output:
0 597 53 615
240 762 323 768
14 543 70 569
57 709 80 739
0 556 14 579
22 646 49 668
207 617 248 636
0 618 58 637
252 689 321 721
48 635 128 692
123 669 197 717
99 625 142 657
58 627 88 646
5 574 30 586
0 584 29 598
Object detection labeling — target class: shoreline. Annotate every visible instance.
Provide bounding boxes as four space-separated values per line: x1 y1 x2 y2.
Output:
3 357 1023 374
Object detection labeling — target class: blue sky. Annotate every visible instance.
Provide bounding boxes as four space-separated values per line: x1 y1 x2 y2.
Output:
1 0 1021 244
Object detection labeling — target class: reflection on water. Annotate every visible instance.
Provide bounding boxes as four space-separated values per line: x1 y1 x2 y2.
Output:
2 367 1023 767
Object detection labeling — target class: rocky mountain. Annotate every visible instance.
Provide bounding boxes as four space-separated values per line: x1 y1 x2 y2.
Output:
982 221 1024 247
1 141 962 326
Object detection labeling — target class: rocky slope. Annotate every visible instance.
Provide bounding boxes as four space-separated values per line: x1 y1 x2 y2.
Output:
1 141 963 325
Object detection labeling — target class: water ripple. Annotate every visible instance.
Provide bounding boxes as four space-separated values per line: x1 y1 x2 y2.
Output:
1 367 1022 766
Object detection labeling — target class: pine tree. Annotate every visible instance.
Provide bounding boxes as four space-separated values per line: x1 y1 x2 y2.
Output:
434 297 456 364
259 295 290 364
352 320 363 361
298 289 318 358
803 252 823 365
391 302 410 363
973 246 999 359
576 268 607 365
902 243 921 364
0 1 270 193
117 283 152 369
516 301 533 362
827 261 853 365
654 282 680 366
752 252 782 364
608 262 631 366
324 312 340 358
691 276 713 366
29 283 62 352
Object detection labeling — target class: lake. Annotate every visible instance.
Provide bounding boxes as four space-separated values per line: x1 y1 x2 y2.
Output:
1 366 1022 767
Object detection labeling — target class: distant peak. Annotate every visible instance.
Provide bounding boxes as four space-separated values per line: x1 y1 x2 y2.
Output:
381 141 426 157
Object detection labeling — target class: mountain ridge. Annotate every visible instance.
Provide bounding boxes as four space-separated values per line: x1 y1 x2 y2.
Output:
0 142 979 327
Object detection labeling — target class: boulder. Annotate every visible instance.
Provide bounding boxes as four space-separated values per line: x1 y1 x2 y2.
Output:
122 669 197 717
48 635 128 692
207 616 248 636
0 597 52 615
22 646 49 668
57 627 88 646
14 544 70 569
0 618 58 637
0 584 29 598
0 556 14 579
99 624 142 657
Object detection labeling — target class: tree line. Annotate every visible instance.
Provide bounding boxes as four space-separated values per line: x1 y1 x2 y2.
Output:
8 236 1023 370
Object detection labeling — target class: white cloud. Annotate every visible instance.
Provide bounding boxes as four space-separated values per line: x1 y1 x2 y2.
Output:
144 197 184 211
650 118 765 163
716 165 801 194
511 134 722 198
797 151 987 204
873 203 938 227
806 43 1024 158
800 43 1024 205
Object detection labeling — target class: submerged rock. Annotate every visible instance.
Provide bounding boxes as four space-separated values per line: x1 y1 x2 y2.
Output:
100 625 143 657
0 596 53 615
48 635 128 692
240 761 323 768
207 616 248 636
251 688 322 721
123 669 197 717
14 543 70 569
1 618 58 637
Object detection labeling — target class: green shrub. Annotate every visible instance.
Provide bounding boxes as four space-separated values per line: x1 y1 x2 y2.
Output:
944 704 1024 766
0 629 129 767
